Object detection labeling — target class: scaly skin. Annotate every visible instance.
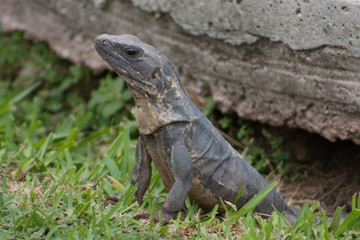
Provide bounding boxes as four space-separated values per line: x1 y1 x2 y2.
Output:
94 34 298 224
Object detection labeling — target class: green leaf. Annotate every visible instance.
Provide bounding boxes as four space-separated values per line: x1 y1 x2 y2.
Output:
44 225 60 240
218 116 232 129
56 117 75 137
62 128 79 148
113 77 125 93
75 110 92 130
107 132 123 158
64 148 74 166
108 176 125 192
20 158 35 172
334 209 360 236
353 193 358 210
101 101 124 119
0 102 11 115
265 215 273 240
121 125 130 174
328 206 343 232
233 186 244 205
322 211 330 240
104 156 121 180
122 89 133 101
78 127 110 146
36 132 53 161
10 81 41 104
233 182 277 219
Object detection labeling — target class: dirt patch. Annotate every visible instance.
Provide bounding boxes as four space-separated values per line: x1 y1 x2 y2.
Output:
267 127 360 215
279 161 360 215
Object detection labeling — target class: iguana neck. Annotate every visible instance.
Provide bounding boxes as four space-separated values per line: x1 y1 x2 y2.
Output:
129 73 200 135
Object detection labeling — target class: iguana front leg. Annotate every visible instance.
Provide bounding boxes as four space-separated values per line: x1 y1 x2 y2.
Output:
105 136 151 206
134 138 193 224
160 139 193 223
131 136 152 204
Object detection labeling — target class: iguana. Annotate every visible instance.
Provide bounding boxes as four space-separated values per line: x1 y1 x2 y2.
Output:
94 34 298 224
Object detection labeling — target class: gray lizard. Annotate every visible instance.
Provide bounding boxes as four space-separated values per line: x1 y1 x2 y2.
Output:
94 34 298 224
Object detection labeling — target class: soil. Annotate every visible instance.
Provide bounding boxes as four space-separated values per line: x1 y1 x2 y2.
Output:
248 122 359 215
277 131 360 215
249 124 360 216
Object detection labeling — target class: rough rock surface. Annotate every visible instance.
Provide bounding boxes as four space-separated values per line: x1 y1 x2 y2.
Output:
0 0 359 143
134 0 360 57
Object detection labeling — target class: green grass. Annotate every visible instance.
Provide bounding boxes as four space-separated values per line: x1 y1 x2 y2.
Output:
0 30 359 239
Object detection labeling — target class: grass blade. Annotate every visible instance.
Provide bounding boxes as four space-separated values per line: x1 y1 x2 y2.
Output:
233 187 244 205
64 148 74 166
123 125 130 163
265 215 273 240
62 128 79 149
234 182 277 219
10 81 41 104
334 209 360 236
328 206 343 232
104 156 121 180
107 132 123 158
108 176 125 192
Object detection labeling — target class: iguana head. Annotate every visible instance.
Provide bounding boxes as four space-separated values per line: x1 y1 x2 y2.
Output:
95 34 199 134
95 34 163 97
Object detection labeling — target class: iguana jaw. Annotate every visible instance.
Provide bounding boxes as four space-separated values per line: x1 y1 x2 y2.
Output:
94 34 158 97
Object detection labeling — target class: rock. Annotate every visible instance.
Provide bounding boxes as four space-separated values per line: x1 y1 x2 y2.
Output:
1 0 359 143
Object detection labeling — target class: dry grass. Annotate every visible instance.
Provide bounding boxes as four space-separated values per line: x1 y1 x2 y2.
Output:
279 161 360 215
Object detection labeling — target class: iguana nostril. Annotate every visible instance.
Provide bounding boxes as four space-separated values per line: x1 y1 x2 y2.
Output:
102 39 107 45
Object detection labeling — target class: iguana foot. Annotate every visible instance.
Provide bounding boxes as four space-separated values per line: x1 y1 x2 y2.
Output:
104 196 120 206
135 208 178 225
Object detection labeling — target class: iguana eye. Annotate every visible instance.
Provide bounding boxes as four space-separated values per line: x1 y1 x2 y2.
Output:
125 49 139 57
